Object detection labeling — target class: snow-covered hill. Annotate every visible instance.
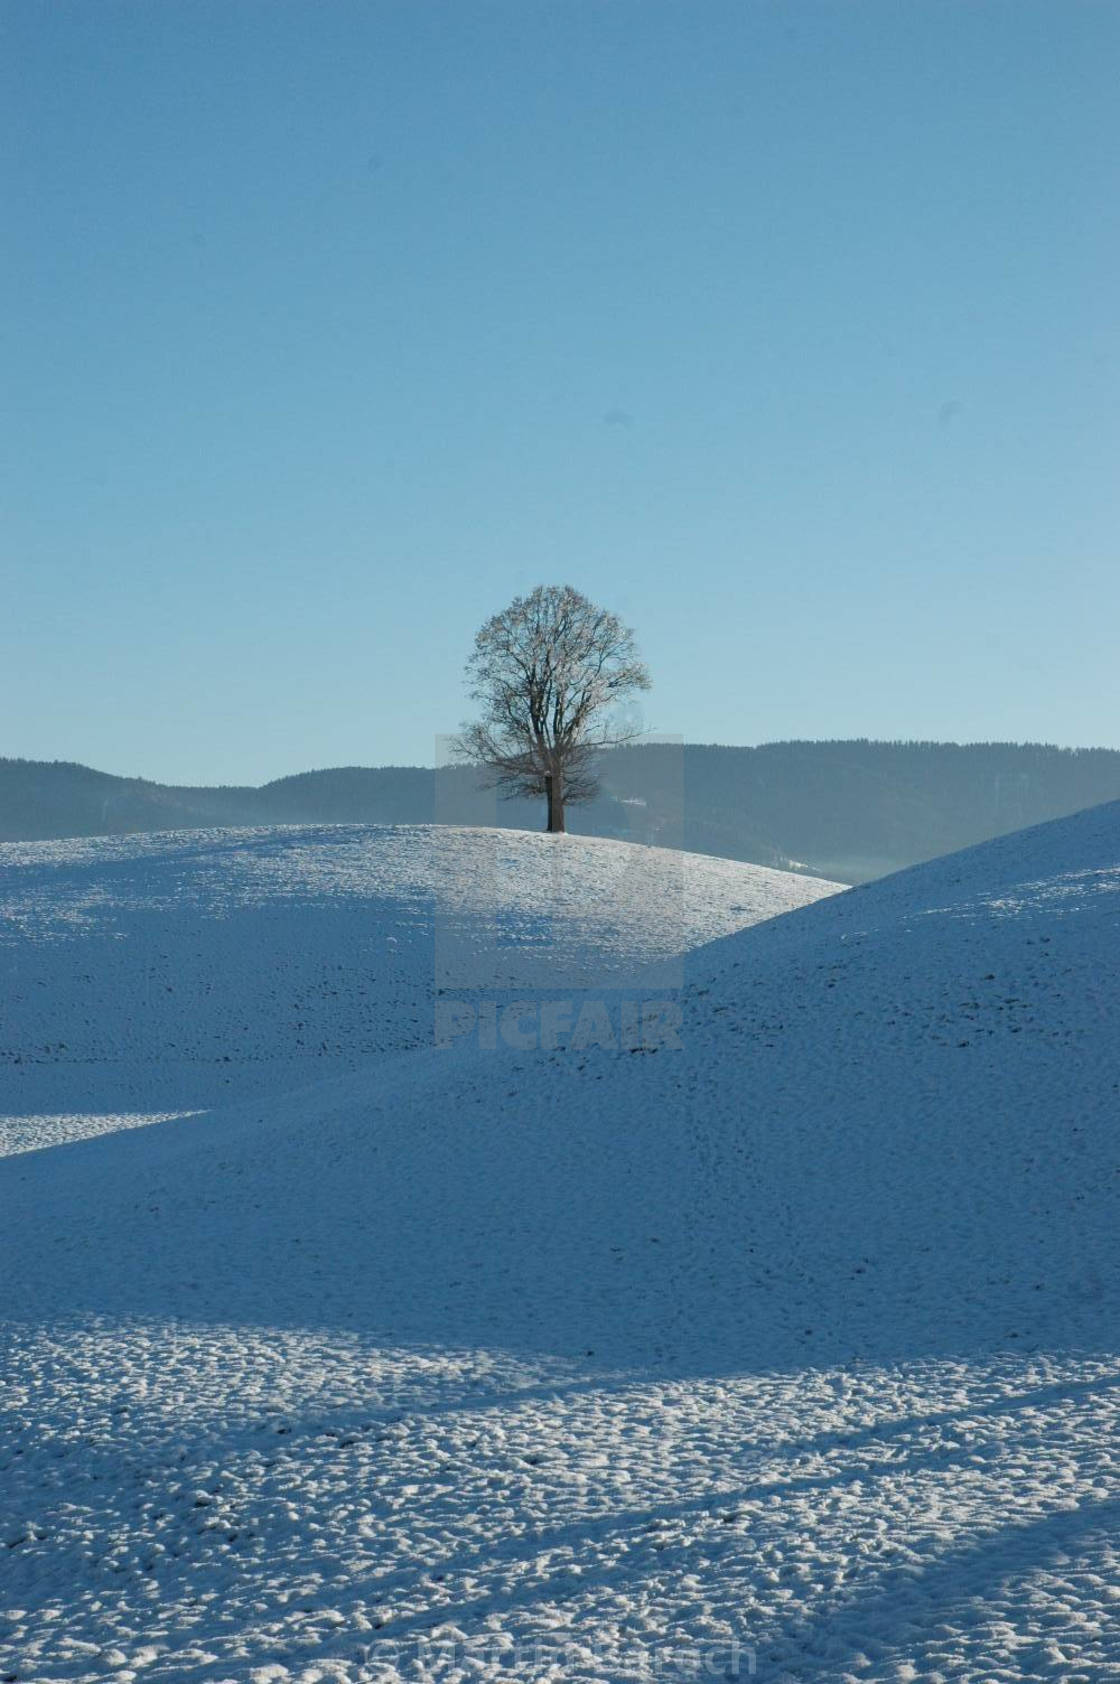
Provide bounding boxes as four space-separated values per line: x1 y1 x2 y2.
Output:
0 823 839 1129
1 809 1118 1681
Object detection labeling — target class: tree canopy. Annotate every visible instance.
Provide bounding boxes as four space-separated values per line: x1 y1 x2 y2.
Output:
458 584 651 832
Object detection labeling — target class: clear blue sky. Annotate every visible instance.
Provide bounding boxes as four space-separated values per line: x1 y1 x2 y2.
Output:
3 1 1118 785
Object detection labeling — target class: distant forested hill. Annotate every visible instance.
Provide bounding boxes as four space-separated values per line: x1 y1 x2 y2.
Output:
3 741 1119 882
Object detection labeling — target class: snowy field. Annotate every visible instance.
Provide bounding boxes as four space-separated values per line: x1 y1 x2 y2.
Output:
1 815 1118 1681
0 824 836 1125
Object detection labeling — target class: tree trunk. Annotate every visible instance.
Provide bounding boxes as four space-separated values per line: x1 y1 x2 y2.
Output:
545 766 565 833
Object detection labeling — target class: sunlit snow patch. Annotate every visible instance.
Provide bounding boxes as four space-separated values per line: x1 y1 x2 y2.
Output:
0 1109 200 1158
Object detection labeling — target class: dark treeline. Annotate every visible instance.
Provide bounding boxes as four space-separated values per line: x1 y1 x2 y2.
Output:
605 740 1120 881
3 740 1119 883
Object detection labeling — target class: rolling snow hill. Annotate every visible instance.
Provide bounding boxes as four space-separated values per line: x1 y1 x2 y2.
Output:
1 808 1117 1681
0 822 840 1129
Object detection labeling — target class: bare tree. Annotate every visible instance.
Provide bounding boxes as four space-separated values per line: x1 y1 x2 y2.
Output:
458 584 651 833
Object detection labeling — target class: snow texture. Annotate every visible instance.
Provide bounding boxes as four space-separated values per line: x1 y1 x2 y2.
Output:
0 824 837 1120
1 813 1117 1682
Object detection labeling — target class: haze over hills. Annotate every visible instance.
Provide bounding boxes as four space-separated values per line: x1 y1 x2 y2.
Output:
4 738 1120 880
1 803 1117 1679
